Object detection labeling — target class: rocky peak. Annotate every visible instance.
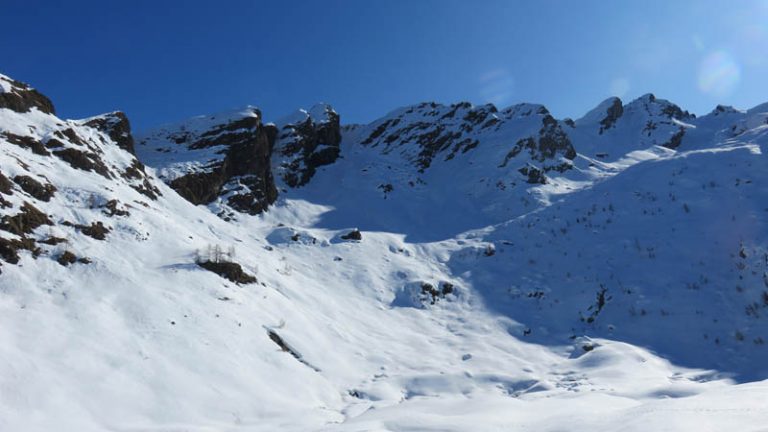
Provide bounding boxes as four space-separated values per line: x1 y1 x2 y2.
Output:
709 104 742 116
81 111 136 154
355 100 575 184
136 107 277 216
500 103 548 120
0 74 56 115
624 93 693 121
572 94 695 155
273 103 342 187
576 97 624 134
357 101 503 170
599 97 624 133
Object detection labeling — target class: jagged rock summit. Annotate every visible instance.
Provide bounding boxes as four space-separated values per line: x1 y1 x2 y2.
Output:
273 103 342 188
136 107 277 216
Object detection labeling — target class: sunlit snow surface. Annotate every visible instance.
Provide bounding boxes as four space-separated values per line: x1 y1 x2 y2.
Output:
1 94 768 431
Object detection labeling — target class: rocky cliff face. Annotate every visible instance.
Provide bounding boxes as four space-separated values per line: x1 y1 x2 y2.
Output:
82 111 136 154
273 104 342 187
136 107 277 216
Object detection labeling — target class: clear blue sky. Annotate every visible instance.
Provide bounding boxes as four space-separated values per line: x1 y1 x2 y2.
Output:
2 0 767 130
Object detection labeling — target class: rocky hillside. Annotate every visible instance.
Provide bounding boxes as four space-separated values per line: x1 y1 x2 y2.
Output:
0 74 160 273
134 93 709 224
132 80 768 379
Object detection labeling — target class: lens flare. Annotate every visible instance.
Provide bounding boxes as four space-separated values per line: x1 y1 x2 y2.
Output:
609 78 630 98
697 51 741 97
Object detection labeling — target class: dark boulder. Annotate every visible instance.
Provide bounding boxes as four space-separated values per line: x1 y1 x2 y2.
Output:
80 222 110 240
57 251 78 266
340 229 362 241
0 238 22 264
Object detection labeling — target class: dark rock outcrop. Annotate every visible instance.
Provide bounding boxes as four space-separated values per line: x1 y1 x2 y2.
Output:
360 102 497 171
57 251 77 266
598 97 624 134
13 175 56 202
143 109 277 215
275 105 342 187
102 199 130 217
499 114 576 173
62 221 110 240
0 236 40 264
519 165 547 184
121 160 160 200
53 148 111 178
83 111 136 154
340 229 362 241
662 127 686 149
1 132 49 156
0 75 55 115
0 202 53 236
356 101 575 179
419 282 456 305
198 260 257 284
0 171 14 194
80 221 110 240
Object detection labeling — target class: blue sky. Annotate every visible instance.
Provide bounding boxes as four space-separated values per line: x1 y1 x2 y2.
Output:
2 0 767 130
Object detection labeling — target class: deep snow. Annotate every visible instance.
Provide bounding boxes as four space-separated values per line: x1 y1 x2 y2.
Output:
1 82 767 430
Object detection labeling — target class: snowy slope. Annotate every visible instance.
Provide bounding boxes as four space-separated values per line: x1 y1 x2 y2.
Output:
1 73 768 431
267 96 768 380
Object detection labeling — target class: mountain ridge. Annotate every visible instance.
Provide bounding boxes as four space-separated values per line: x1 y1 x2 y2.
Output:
1 72 767 431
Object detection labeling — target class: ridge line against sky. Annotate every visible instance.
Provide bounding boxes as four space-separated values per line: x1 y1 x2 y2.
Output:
2 0 767 130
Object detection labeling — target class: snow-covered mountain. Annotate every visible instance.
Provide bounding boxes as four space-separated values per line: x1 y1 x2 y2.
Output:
2 72 768 431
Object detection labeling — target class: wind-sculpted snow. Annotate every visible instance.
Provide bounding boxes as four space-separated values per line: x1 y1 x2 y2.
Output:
2 73 768 431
